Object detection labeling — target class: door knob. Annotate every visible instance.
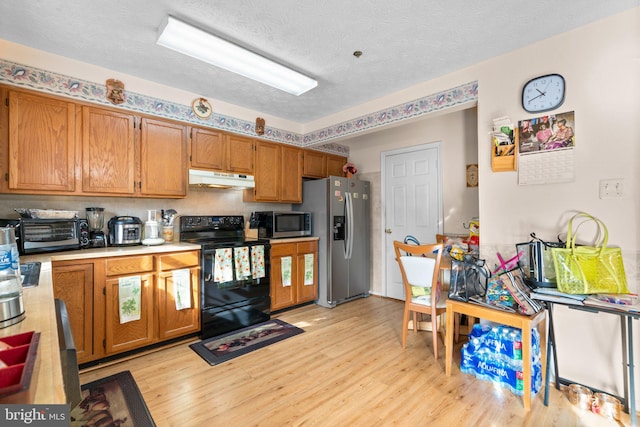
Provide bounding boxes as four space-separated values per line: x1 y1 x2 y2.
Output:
385 228 392 234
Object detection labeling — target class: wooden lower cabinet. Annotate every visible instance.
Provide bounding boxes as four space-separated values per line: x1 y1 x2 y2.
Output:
52 249 200 364
105 272 155 354
51 262 94 364
156 251 200 340
270 240 318 311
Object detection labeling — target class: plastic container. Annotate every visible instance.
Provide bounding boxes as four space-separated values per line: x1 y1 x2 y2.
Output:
0 228 24 328
592 392 621 420
0 331 40 397
568 384 593 411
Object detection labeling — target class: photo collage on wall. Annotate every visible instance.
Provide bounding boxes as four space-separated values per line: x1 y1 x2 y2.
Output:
517 111 575 185
518 111 575 154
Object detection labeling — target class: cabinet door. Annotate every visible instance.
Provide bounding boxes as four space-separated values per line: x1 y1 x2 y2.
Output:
296 241 318 304
104 273 155 355
157 267 200 340
302 150 327 178
82 106 137 195
280 145 303 203
227 134 254 174
140 117 188 197
250 140 281 202
52 262 95 364
270 243 297 311
190 127 226 171
8 90 77 192
326 154 347 177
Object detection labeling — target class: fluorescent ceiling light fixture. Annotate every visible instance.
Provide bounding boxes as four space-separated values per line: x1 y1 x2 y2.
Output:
157 16 317 96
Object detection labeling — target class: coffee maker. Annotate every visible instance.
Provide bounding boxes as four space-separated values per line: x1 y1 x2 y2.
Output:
86 207 107 248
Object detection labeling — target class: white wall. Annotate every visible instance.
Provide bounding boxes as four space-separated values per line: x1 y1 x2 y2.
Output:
338 8 640 406
346 107 479 236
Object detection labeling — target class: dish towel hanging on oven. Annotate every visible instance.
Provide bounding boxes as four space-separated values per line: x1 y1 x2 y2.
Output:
214 248 233 282
251 245 266 279
234 246 251 279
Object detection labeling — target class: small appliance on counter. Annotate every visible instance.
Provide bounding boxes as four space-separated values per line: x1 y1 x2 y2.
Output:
0 217 89 255
252 211 311 239
107 216 142 246
85 207 106 248
142 210 164 246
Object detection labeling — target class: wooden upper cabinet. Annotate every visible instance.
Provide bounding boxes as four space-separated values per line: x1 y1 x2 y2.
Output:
302 149 327 178
280 145 303 203
327 154 347 177
227 134 254 174
140 118 188 197
82 106 136 195
7 90 77 192
190 128 254 174
190 127 226 171
245 140 280 202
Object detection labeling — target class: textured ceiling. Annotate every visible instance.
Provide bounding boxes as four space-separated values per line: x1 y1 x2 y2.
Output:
0 1 637 124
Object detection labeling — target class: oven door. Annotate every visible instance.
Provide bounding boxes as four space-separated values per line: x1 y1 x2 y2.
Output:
200 241 271 338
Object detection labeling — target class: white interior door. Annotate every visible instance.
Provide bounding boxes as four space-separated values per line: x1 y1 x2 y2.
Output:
382 143 442 300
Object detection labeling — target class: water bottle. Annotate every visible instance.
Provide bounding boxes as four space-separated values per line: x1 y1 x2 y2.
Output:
0 227 21 297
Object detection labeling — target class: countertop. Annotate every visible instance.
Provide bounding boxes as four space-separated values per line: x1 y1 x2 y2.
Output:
268 236 319 244
0 243 201 404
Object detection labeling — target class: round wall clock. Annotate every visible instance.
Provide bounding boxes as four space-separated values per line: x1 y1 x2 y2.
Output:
191 97 212 119
521 74 565 113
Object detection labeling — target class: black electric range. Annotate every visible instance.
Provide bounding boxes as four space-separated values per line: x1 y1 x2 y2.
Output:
179 215 271 339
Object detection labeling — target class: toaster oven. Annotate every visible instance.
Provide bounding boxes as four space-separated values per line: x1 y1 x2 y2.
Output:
0 218 89 255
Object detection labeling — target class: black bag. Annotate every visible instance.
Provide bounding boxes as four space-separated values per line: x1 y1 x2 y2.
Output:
516 232 565 288
448 254 490 302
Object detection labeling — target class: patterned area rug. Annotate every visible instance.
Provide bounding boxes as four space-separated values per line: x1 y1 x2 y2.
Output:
70 370 155 427
190 319 304 365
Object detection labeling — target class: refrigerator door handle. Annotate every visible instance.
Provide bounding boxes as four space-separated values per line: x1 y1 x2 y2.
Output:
345 192 354 260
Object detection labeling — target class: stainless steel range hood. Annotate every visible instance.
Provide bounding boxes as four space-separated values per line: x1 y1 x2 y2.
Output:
189 169 255 189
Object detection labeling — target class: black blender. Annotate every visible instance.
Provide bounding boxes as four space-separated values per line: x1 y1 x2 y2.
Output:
86 207 107 248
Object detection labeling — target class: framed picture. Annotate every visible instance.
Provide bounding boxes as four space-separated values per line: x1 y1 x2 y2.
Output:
191 97 212 119
466 164 478 187
518 111 575 154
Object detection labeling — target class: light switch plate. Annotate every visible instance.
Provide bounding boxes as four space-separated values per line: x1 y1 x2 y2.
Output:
599 178 623 199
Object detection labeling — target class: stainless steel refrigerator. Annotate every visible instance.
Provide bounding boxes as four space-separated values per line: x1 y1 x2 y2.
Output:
295 177 370 308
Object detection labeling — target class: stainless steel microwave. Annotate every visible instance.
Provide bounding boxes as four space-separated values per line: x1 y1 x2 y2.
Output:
252 211 311 239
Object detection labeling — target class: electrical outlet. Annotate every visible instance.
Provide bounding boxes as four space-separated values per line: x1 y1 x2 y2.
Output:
599 179 623 199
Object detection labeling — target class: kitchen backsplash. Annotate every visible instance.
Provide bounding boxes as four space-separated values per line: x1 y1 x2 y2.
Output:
0 187 280 232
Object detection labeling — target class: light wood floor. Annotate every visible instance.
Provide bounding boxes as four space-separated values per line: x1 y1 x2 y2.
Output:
80 296 633 426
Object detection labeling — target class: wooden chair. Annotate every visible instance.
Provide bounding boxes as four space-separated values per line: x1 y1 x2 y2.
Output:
393 240 448 359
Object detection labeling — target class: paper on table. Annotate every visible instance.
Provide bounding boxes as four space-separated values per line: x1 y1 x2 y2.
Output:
281 256 292 287
119 276 141 323
172 268 191 311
